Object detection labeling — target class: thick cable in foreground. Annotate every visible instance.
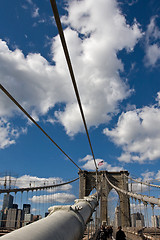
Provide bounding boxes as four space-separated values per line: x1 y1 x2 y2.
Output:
0 84 82 171
50 0 98 172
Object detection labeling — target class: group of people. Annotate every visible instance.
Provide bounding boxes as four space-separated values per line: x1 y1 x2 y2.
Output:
96 225 113 240
96 225 126 240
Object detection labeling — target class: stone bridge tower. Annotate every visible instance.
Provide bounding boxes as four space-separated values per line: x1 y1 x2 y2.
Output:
78 170 131 227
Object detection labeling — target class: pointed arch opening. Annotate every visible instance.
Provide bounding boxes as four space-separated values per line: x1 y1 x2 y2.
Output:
107 188 120 226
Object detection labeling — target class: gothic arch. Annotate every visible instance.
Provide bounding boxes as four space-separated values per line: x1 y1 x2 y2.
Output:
78 170 131 227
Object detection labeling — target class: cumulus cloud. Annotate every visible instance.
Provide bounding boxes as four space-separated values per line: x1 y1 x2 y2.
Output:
144 17 160 67
79 154 123 171
128 179 148 193
104 93 160 163
130 202 144 211
141 171 155 181
0 118 26 149
29 192 76 203
0 0 142 145
155 170 160 180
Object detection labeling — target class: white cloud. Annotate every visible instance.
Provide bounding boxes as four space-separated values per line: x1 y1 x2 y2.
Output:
79 154 123 171
0 118 25 149
127 0 138 6
32 7 39 18
141 171 154 181
29 193 76 203
154 170 160 181
144 17 160 67
145 44 160 66
32 208 38 213
156 92 160 106
104 94 160 163
130 202 144 211
26 0 33 4
128 180 148 193
0 0 142 144
127 170 160 194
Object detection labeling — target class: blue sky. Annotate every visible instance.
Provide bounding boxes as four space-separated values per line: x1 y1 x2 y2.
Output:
0 0 160 204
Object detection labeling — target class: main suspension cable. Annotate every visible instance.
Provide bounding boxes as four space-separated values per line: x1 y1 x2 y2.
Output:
125 174 160 189
50 0 98 173
0 176 79 194
0 84 82 171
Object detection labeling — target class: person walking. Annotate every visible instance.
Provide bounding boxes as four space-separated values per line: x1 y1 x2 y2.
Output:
116 226 126 240
97 226 106 240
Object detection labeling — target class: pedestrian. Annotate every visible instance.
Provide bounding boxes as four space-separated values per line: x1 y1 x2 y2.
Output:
96 226 106 240
108 226 113 238
116 226 126 240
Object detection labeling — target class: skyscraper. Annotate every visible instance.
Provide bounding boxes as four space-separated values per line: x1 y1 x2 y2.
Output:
2 194 13 210
151 215 159 228
131 212 145 227
6 208 17 228
23 204 31 214
16 209 24 228
115 206 121 227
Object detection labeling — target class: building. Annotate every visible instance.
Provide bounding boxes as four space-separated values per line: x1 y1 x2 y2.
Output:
0 211 3 227
24 213 33 226
12 204 18 209
131 212 145 227
2 194 13 210
2 209 8 228
151 215 159 228
16 209 24 229
6 208 17 228
33 215 42 222
23 204 31 214
115 206 121 227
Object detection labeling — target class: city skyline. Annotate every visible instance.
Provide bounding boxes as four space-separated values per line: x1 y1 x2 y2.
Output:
0 193 42 230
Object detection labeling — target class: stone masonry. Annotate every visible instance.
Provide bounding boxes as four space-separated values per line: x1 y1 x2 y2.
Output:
78 170 131 227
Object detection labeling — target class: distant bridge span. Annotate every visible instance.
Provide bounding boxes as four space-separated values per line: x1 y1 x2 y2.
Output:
0 177 79 194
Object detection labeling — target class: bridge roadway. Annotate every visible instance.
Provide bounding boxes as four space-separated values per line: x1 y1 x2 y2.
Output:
118 227 160 240
86 227 160 240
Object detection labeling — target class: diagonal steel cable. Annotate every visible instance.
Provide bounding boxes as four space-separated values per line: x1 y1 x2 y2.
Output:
50 0 98 172
0 83 82 171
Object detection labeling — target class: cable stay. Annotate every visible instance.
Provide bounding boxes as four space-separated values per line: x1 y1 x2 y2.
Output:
105 174 160 207
0 177 79 194
125 174 160 189
50 0 98 173
0 84 82 171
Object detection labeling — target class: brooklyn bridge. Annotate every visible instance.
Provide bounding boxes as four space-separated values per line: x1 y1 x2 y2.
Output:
0 170 159 239
0 0 160 239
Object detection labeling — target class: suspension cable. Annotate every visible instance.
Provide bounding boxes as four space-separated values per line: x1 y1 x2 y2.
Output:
105 173 160 206
50 0 98 172
0 84 82 171
0 176 79 194
125 174 160 189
